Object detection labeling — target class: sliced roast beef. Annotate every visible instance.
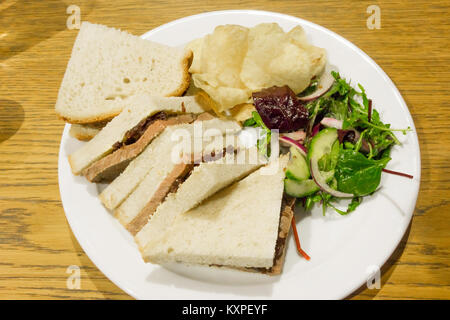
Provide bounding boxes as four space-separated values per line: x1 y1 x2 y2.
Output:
126 162 197 235
83 114 196 182
246 196 296 275
269 196 296 275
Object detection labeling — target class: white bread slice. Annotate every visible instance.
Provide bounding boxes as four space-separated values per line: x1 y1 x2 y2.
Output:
68 94 208 175
140 154 289 269
133 147 266 245
99 117 241 210
55 22 192 123
69 122 108 141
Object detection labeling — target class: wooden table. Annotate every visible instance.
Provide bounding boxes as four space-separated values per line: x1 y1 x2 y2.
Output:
0 0 449 300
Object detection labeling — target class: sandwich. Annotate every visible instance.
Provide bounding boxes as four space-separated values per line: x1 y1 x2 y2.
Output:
55 21 192 124
135 154 295 275
68 94 208 177
119 146 266 235
99 114 242 211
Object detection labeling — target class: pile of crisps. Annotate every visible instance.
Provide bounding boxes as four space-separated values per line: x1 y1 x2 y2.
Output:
186 23 327 119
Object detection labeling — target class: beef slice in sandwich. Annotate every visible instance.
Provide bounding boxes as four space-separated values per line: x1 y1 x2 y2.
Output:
82 113 196 182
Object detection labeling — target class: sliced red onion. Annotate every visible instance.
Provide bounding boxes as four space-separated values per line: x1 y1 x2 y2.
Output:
281 129 306 142
279 136 307 157
311 123 321 137
320 117 343 129
310 160 354 198
299 64 338 101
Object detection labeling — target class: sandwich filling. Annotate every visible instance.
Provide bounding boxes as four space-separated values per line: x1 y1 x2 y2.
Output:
126 162 197 235
82 112 196 182
257 196 296 275
111 111 171 150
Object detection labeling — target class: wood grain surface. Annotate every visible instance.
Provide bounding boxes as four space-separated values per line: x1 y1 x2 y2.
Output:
0 0 449 300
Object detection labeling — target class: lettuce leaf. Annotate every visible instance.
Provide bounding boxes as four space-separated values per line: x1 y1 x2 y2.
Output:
335 149 390 196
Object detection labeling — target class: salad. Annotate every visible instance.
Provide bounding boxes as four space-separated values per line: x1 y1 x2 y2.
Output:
244 70 413 216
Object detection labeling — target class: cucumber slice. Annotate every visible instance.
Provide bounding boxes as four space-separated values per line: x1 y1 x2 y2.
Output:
284 179 319 197
308 127 354 198
284 171 335 198
318 140 340 171
308 128 338 163
285 128 344 198
285 146 310 181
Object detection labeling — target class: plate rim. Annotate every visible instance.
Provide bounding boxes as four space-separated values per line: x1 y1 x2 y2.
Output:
58 9 421 300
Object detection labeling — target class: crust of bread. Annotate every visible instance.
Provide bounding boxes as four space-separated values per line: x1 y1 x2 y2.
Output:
68 154 78 174
165 49 193 98
70 122 109 141
58 109 122 124
70 131 96 141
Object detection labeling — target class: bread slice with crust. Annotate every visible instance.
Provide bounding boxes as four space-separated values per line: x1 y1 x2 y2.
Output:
68 94 208 175
55 21 192 124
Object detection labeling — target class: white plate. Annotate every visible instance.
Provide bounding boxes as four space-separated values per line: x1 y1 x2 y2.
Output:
58 10 421 300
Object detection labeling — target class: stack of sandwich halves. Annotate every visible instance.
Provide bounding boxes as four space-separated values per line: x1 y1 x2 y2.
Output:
56 22 295 275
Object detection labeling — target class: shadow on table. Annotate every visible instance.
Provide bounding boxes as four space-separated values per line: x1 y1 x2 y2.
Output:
401 95 427 218
346 221 412 299
0 99 24 143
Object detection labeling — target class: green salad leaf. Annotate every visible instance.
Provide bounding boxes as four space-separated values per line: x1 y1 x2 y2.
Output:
326 196 363 215
243 111 272 157
335 149 390 196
